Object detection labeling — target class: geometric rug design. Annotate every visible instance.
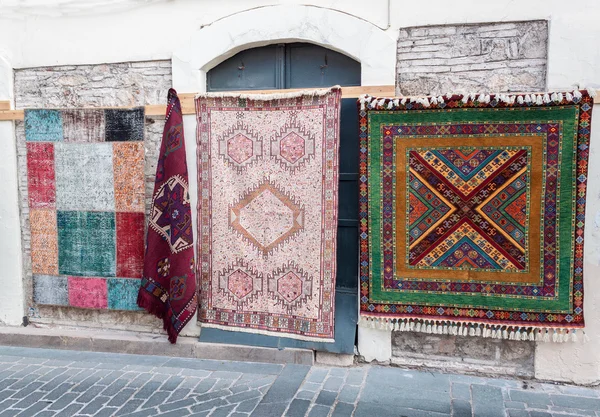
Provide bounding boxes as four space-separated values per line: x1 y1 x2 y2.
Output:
25 108 145 311
195 88 341 341
359 91 593 341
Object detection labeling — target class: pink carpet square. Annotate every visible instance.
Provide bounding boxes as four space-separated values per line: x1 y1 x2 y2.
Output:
68 277 108 309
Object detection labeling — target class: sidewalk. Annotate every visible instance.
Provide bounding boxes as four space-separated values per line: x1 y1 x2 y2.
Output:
0 346 598 417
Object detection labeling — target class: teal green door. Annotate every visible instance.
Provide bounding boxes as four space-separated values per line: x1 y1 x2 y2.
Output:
200 43 360 354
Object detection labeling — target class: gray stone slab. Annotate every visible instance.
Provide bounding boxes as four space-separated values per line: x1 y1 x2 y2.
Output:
505 401 526 409
160 376 185 391
114 399 144 416
192 378 217 394
296 390 316 401
54 403 84 417
507 411 529 417
550 406 596 416
285 399 311 417
332 402 355 417
301 382 321 392
189 398 228 413
236 398 261 413
165 387 191 402
338 385 359 403
211 404 238 417
226 389 262 404
134 381 162 399
472 385 505 417
94 407 118 417
307 405 331 417
79 396 110 415
509 390 552 406
48 393 80 410
16 401 52 417
529 412 551 417
250 403 287 417
141 391 170 409
13 390 46 408
259 364 310 404
106 389 136 407
451 399 472 417
323 377 344 391
315 390 337 406
451 383 471 400
550 394 600 411
306 369 329 384
345 369 366 386
158 398 197 412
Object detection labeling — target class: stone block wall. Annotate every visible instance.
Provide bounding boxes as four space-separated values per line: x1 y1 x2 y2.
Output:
15 61 171 333
396 20 548 96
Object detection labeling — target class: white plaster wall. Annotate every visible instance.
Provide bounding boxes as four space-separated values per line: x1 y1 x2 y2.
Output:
1 0 600 383
0 55 24 326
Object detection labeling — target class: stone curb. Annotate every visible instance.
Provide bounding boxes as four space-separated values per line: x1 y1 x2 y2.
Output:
0 326 314 366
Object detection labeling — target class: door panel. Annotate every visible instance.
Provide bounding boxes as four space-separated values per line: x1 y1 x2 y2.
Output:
206 45 283 91
202 43 360 353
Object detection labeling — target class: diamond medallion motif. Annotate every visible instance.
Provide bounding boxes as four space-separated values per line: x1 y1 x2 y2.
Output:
230 180 304 256
277 272 303 303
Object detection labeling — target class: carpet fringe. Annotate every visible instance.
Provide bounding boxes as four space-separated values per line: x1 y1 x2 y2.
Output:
196 85 341 101
359 88 594 110
358 316 586 343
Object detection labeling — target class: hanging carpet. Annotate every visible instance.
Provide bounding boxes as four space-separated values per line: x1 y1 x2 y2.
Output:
359 90 594 341
138 89 197 343
25 107 146 311
195 87 342 341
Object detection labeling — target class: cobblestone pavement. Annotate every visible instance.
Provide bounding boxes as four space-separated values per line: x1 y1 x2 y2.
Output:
0 346 599 417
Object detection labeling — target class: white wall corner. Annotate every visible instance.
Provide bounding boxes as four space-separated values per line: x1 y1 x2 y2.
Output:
534 104 600 385
358 326 392 362
0 54 25 326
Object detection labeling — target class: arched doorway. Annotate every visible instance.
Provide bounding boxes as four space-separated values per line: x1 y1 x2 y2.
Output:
199 43 360 354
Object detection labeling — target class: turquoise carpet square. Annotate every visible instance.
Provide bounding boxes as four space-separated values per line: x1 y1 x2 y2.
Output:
25 110 63 142
57 211 116 277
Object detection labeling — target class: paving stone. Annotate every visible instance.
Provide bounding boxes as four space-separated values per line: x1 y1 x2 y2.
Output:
332 401 355 417
210 404 237 417
54 403 84 417
189 398 228 413
114 399 144 416
551 395 600 411
236 398 261 413
154 409 191 417
345 370 365 386
301 382 321 392
296 390 316 400
119 408 157 417
226 389 262 404
249 402 287 417
192 379 217 394
9 373 38 389
101 378 129 397
79 396 110 415
158 398 196 412
134 381 162 399
510 390 553 406
0 410 19 417
529 412 551 417
166 387 191 402
260 364 309 404
126 373 153 389
179 369 212 378
34 412 56 417
451 383 471 400
48 393 80 411
76 385 104 404
451 399 472 417
13 391 47 409
192 388 231 404
505 401 526 409
212 379 235 391
307 404 331 417
15 401 52 417
550 406 596 416
338 385 359 403
12 381 44 398
230 384 250 394
94 408 118 417
329 368 347 378
160 376 185 392
106 389 136 408
306 369 329 384
0 389 16 401
558 386 600 397
286 399 311 417
323 377 344 391
141 391 170 409
0 379 18 390
0 399 18 409
472 385 505 417
229 414 247 417
315 390 337 406
508 411 530 417
211 371 242 380
44 383 74 401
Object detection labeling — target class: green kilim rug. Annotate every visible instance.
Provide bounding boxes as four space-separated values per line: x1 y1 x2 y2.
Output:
359 91 594 342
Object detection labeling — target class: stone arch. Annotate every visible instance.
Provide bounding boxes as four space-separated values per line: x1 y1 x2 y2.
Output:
172 4 396 92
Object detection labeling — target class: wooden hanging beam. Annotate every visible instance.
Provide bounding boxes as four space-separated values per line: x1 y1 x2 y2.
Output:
1 86 599 121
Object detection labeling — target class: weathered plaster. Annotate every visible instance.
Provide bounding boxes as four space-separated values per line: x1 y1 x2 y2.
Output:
0 55 24 326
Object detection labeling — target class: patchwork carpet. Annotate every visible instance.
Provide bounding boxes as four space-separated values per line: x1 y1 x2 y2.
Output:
25 107 146 311
137 89 197 343
359 91 594 341
195 87 341 341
